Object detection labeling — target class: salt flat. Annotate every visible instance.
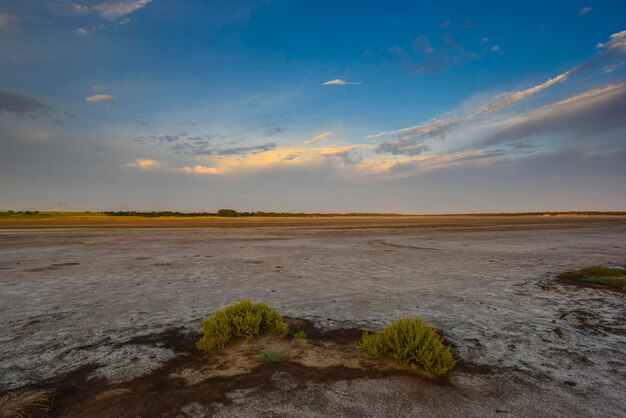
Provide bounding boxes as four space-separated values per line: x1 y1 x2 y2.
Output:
0 217 625 417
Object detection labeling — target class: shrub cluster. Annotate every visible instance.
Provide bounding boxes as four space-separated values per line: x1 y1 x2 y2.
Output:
196 300 288 351
558 265 626 290
357 317 456 376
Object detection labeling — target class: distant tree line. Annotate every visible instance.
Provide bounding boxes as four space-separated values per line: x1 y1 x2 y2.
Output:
102 209 403 218
32 210 626 218
103 211 216 217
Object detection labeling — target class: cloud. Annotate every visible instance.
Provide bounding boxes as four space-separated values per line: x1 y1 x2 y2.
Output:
73 4 90 14
477 70 573 114
263 124 285 137
597 30 626 53
86 94 113 103
216 142 276 156
179 165 220 175
305 131 333 144
390 32 478 75
322 79 361 86
577 7 592 16
76 27 89 35
477 83 626 150
186 145 376 175
126 158 161 169
490 45 501 53
368 30 626 159
93 0 152 20
0 90 49 115
368 118 457 155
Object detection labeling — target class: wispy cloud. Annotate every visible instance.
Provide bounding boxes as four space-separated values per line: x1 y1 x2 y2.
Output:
179 165 220 175
72 4 90 14
322 79 361 86
0 90 49 116
597 30 626 53
387 31 478 75
367 30 626 162
577 7 592 16
263 124 285 137
477 70 573 114
182 145 374 175
126 158 161 169
93 0 153 20
368 118 456 155
86 94 113 103
305 131 333 144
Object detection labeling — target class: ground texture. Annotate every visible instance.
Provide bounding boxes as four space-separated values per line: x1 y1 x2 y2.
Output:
0 217 625 417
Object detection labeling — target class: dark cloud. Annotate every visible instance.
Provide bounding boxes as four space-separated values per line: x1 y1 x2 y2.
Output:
478 84 626 150
0 90 50 116
372 118 457 156
217 142 276 155
375 141 430 156
388 29 478 75
263 124 286 137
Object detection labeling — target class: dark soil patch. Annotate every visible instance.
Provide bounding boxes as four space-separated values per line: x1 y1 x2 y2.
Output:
2 320 472 418
26 263 80 272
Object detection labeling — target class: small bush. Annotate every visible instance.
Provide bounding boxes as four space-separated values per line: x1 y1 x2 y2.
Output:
292 330 307 339
357 317 456 376
197 300 288 352
257 352 287 363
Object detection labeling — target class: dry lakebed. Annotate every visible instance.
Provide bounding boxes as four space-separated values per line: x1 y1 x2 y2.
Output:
0 216 625 417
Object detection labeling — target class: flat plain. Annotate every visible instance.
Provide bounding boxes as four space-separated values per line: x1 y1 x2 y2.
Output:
1 216 625 417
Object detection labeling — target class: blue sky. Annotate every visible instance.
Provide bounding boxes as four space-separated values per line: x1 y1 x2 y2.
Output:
0 0 625 212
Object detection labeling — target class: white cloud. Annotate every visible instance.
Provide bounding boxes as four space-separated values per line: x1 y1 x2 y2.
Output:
94 0 152 20
73 4 90 14
305 131 333 144
126 158 161 169
597 30 626 53
490 45 501 53
577 7 592 16
478 70 572 114
0 12 18 31
602 62 622 73
76 27 89 36
322 79 361 86
552 83 625 106
86 94 113 103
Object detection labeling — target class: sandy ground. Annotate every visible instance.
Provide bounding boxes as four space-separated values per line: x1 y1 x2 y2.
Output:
0 217 625 417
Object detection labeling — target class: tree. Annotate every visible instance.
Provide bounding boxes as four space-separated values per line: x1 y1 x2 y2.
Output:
217 209 238 217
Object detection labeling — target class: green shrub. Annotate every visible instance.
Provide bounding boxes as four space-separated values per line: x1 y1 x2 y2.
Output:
579 266 626 277
357 317 456 376
292 330 307 339
197 300 288 351
558 265 626 291
257 352 287 363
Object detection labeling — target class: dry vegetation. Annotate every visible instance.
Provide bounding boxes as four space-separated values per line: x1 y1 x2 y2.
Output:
0 389 54 418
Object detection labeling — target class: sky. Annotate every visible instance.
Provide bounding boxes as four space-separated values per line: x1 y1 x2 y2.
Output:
0 0 625 213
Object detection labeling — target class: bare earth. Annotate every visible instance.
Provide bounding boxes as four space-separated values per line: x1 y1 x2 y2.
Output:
0 217 625 417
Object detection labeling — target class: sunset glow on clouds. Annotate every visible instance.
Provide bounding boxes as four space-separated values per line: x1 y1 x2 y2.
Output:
1 1 625 212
